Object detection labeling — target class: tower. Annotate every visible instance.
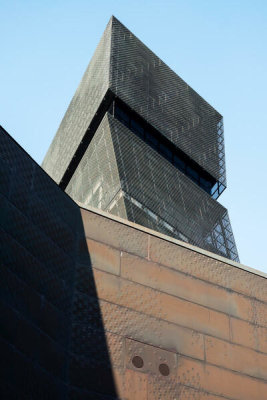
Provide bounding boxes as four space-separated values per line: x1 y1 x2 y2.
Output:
42 16 239 262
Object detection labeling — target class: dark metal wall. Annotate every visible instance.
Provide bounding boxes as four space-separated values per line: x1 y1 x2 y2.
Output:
110 17 225 185
42 16 238 261
0 127 117 399
109 116 238 260
65 114 124 216
42 16 226 187
66 114 238 261
42 19 112 185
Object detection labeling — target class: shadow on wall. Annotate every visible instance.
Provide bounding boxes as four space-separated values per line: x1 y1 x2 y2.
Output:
0 127 118 399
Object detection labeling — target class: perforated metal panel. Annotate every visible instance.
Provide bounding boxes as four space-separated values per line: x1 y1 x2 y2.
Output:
42 19 112 184
110 17 225 184
43 16 226 186
0 127 117 399
66 114 239 261
65 114 124 216
43 16 238 262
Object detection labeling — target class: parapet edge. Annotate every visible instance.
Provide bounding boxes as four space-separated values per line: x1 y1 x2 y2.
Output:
77 201 267 280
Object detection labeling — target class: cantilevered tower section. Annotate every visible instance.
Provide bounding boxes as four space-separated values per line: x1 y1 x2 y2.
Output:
42 16 239 261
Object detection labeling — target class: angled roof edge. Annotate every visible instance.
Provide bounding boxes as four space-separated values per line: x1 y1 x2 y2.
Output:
110 15 222 118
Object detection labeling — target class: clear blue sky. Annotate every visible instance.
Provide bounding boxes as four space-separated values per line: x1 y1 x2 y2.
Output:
1 0 267 273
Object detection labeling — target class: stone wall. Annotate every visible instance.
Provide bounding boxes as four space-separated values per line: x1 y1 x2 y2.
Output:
80 207 267 399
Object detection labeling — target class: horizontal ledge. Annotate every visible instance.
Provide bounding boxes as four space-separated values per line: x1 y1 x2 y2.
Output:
77 201 267 280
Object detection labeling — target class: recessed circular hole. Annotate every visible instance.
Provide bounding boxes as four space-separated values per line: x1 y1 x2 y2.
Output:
159 363 170 376
132 355 144 368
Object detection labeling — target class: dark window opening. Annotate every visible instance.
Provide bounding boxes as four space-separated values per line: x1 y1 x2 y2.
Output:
159 143 172 162
114 106 130 127
146 131 158 149
173 155 185 172
131 119 144 138
109 98 222 198
186 166 199 184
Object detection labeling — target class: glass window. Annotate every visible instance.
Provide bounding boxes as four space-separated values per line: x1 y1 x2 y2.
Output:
112 99 222 199
159 143 172 161
200 177 213 193
131 119 144 138
146 131 158 150
212 190 218 199
218 184 224 194
173 155 185 171
187 166 199 183
211 182 218 195
115 106 130 126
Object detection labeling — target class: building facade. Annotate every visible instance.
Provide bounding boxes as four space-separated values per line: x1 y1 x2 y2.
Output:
2 16 266 400
42 16 239 262
1 126 267 399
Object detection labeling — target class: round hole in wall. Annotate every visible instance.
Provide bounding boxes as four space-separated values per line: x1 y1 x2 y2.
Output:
159 363 170 376
132 355 144 368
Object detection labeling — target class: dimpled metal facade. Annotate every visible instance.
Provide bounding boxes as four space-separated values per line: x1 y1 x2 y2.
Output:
109 17 225 185
0 126 118 398
42 16 239 261
42 19 112 184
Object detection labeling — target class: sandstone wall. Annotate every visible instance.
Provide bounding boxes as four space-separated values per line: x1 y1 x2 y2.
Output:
80 207 267 400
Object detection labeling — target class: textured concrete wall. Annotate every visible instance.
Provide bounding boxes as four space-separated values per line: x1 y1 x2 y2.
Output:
80 207 267 400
